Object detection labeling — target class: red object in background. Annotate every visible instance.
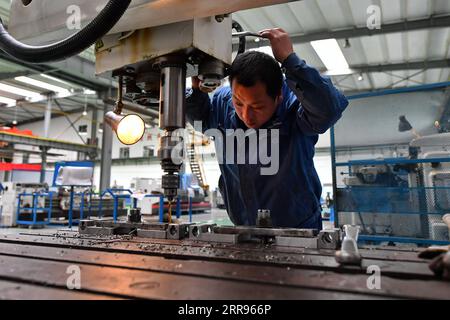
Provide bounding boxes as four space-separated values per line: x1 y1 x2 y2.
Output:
0 127 35 136
0 126 35 147
0 127 40 171
0 163 41 172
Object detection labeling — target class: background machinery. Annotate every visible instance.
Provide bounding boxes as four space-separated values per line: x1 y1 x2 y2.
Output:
335 128 450 244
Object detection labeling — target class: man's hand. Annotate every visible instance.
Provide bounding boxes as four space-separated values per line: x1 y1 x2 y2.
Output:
259 28 294 63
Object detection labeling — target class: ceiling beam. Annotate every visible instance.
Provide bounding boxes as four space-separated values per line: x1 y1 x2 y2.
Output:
337 59 450 74
0 148 64 157
14 106 87 127
0 131 98 154
0 70 33 80
237 15 450 50
0 108 32 117
103 98 159 119
0 53 112 92
14 94 108 126
343 82 450 98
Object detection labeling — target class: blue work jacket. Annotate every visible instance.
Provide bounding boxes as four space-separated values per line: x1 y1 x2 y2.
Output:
186 53 348 229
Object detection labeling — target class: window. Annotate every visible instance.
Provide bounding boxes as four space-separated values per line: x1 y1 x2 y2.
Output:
119 147 130 159
22 153 30 164
143 146 156 157
79 125 88 136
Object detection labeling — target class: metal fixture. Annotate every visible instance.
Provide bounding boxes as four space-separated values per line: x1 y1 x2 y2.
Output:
78 219 341 249
256 209 272 228
335 225 362 265
104 76 145 145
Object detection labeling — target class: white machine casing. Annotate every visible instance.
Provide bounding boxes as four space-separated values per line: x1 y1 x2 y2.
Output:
8 0 289 43
8 0 291 75
0 183 47 227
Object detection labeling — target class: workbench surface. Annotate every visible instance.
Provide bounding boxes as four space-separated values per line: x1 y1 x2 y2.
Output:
0 231 448 300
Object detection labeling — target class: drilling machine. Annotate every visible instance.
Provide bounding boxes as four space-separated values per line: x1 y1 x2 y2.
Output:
2 0 290 205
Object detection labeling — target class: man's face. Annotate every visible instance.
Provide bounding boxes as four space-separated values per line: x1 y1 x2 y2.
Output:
232 80 281 129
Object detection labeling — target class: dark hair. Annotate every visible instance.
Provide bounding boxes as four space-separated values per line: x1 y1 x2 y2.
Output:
229 51 283 100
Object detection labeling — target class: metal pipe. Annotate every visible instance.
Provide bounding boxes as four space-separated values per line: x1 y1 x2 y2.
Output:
103 98 159 118
159 65 186 130
43 96 52 138
158 63 187 202
99 99 113 191
40 147 48 184
90 105 98 148
347 81 450 100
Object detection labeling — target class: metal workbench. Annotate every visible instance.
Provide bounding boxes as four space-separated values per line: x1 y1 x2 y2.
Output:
0 230 448 300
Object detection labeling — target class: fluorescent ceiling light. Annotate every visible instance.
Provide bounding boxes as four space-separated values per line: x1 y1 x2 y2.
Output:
0 82 42 100
41 74 92 95
323 68 355 76
83 89 97 95
40 74 73 86
15 76 71 95
311 39 349 74
0 96 16 107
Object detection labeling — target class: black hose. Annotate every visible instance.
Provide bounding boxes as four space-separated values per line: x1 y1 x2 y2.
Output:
0 0 132 64
232 20 246 55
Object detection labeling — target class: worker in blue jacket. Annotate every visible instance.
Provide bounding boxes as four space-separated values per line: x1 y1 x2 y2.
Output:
186 28 348 229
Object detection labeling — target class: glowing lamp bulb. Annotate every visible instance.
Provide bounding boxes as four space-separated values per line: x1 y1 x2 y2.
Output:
105 111 145 145
116 114 145 145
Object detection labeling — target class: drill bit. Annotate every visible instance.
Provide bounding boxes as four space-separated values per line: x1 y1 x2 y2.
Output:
168 200 173 224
